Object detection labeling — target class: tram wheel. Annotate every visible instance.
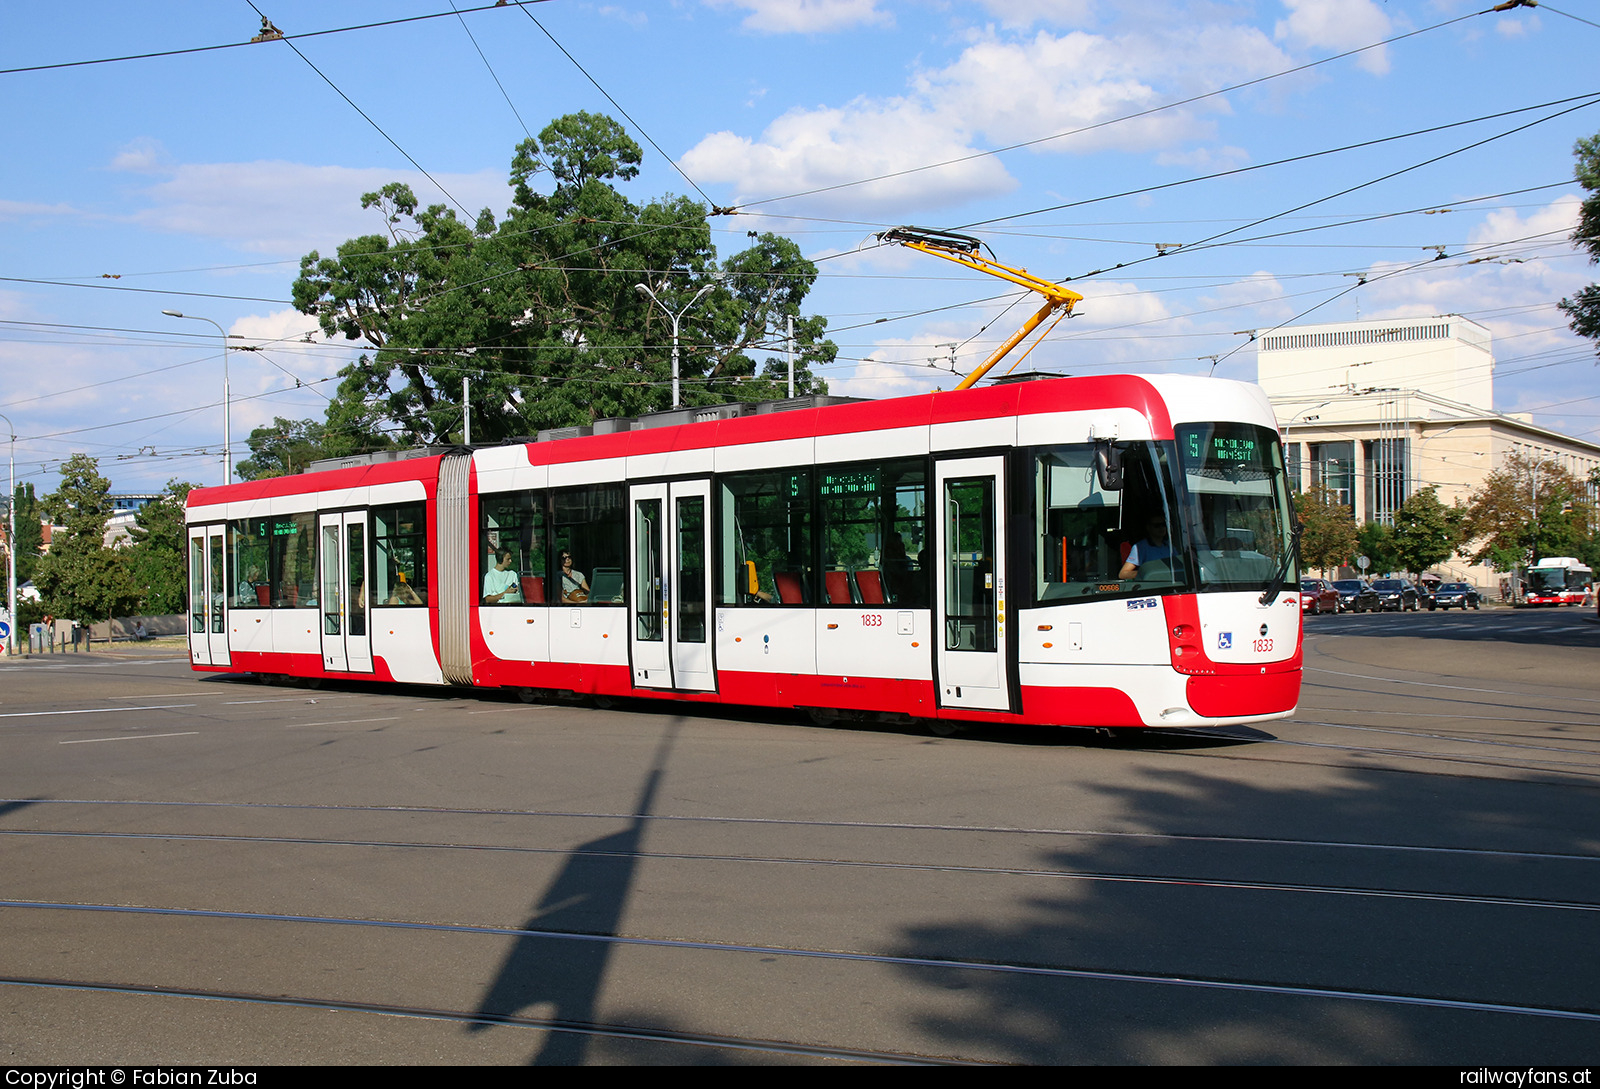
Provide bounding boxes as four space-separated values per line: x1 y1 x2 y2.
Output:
804 707 838 727
592 694 618 710
926 721 962 737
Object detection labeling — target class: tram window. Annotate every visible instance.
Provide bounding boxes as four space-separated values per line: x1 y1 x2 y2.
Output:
819 459 929 607
480 492 545 606
1175 424 1295 590
228 520 271 608
270 512 316 608
552 484 626 605
1034 443 1187 602
719 469 812 606
372 503 428 607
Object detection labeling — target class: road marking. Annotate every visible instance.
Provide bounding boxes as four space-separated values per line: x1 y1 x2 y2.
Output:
285 717 401 728
0 704 194 720
58 732 200 745
467 706 556 715
108 693 231 700
1305 668 1600 704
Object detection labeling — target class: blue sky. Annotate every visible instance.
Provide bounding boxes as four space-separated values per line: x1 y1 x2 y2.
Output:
2 0 1596 495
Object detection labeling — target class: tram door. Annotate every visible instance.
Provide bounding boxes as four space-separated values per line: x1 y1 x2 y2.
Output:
318 510 373 674
935 456 1012 712
187 525 230 667
628 480 715 692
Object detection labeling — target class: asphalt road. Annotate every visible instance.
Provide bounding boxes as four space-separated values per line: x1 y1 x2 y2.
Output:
1 609 1597 1065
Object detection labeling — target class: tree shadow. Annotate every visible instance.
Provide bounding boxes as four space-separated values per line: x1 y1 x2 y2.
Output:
889 763 1600 1063
466 720 679 1065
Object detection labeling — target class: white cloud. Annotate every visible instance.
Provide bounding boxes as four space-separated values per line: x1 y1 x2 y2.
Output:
681 22 1291 213
0 199 79 220
1274 0 1393 75
119 158 506 257
110 137 169 174
830 332 966 399
1468 193 1580 250
707 0 890 33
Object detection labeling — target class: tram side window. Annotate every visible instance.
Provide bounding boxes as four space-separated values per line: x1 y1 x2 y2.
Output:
1034 443 1187 602
228 520 271 608
270 513 316 608
372 504 429 607
480 492 546 605
719 469 813 605
552 484 626 605
819 459 929 607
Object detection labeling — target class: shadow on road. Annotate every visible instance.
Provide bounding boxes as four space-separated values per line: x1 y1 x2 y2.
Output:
467 720 679 1064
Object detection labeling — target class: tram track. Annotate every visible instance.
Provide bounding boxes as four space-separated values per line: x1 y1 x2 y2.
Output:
6 797 1598 863
5 899 1599 1026
4 829 1596 914
0 976 962 1065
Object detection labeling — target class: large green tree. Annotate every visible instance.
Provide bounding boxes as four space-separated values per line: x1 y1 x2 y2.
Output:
1464 450 1595 569
237 417 343 480
1356 520 1401 577
33 454 138 624
124 479 196 615
10 482 43 585
1295 484 1358 575
293 113 835 447
1560 132 1600 354
1391 486 1465 577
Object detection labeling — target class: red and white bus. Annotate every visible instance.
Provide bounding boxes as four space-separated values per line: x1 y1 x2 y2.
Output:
1525 557 1593 606
185 373 1302 730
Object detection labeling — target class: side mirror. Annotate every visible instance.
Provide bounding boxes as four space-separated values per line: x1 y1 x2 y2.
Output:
1093 440 1124 491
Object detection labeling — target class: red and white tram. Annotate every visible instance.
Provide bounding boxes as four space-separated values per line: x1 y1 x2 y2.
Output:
185 373 1302 730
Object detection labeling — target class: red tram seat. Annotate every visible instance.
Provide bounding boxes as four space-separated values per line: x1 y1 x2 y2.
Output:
825 570 853 605
255 585 271 607
775 571 804 604
855 569 885 604
520 574 545 603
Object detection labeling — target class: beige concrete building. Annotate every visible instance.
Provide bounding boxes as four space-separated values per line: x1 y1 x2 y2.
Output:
1257 314 1600 587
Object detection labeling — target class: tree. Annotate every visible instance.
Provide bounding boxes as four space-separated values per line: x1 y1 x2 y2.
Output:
237 417 338 480
1356 520 1401 577
1391 486 1464 577
1295 484 1357 574
10 482 43 585
124 479 196 615
293 112 835 447
32 454 138 624
1559 132 1600 356
1463 450 1596 569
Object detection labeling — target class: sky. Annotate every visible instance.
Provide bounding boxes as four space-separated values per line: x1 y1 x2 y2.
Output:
2 0 1598 497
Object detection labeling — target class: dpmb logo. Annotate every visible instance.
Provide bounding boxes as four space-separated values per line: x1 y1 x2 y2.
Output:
1217 631 1233 650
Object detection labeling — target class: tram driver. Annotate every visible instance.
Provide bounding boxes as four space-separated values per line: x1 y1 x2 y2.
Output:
1119 514 1173 581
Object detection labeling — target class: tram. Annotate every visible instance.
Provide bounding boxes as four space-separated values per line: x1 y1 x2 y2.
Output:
1524 557 1593 606
185 373 1303 730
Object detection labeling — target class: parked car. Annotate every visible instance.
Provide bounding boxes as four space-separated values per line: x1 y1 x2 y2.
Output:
1331 578 1379 613
1370 578 1420 611
1300 578 1340 615
1430 582 1481 610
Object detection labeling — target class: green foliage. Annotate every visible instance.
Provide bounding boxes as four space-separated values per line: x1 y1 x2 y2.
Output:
32 455 139 623
1391 486 1464 577
1464 450 1596 569
1295 484 1357 574
124 480 196 615
237 417 339 480
293 113 835 448
10 482 43 585
1356 520 1401 576
1560 132 1600 356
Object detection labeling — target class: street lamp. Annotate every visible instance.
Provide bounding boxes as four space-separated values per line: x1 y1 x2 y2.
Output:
162 310 232 484
0 412 14 659
635 277 719 410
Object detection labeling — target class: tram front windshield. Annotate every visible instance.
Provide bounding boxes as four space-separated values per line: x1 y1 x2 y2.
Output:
1034 423 1295 603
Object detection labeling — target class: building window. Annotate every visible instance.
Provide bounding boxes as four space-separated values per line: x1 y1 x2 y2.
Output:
1286 444 1302 492
1309 442 1353 509
1364 439 1407 525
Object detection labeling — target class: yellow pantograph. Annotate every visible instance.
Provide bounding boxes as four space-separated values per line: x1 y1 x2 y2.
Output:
877 226 1082 390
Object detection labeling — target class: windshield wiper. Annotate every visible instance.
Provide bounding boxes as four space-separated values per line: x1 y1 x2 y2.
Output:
1258 523 1302 605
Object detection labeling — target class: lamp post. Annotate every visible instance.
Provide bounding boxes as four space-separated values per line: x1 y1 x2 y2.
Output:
0 412 14 658
162 310 232 484
635 279 718 410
